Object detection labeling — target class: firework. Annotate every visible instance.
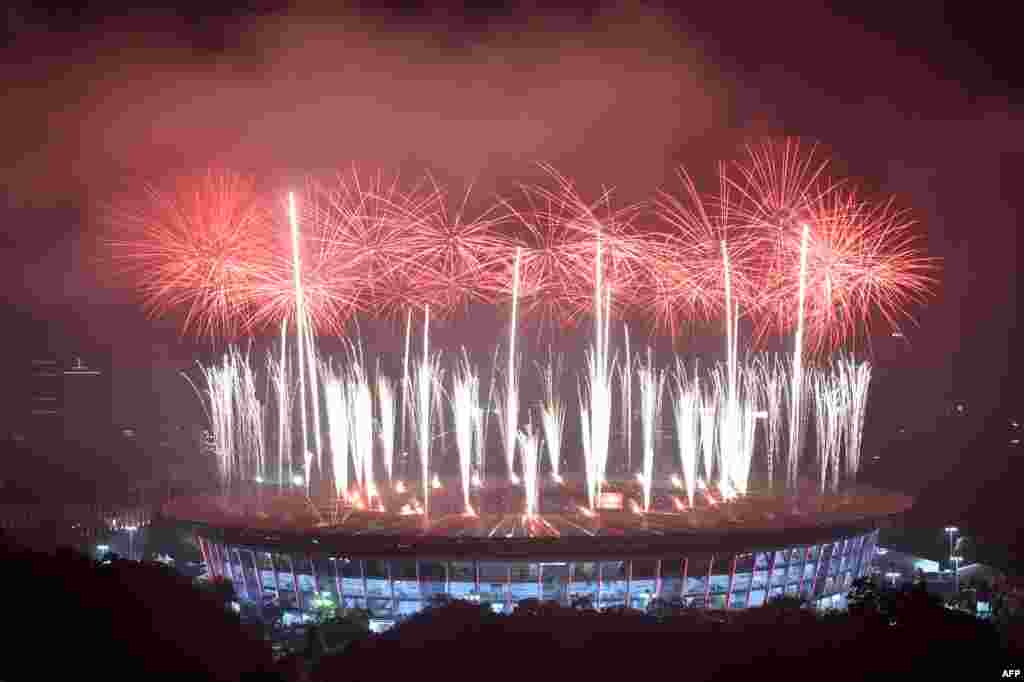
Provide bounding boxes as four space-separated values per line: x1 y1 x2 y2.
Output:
518 423 542 517
270 326 292 489
347 355 375 502
503 165 647 326
497 248 522 484
638 349 665 512
621 324 633 472
539 351 566 482
811 367 844 494
652 166 759 334
376 370 397 485
839 355 872 482
394 180 514 315
107 169 273 338
452 353 480 513
756 355 786 488
412 307 443 517
580 237 616 511
671 362 700 507
322 360 350 502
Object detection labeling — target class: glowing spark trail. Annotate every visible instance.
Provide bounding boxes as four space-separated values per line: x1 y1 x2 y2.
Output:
638 349 665 512
540 352 566 483
377 372 396 484
757 356 786 488
788 223 810 491
841 356 871 484
287 191 313 496
413 307 442 517
271 323 291 489
811 368 844 494
400 309 412 477
499 247 523 484
699 381 716 485
519 423 542 518
347 358 375 502
452 354 480 513
323 361 350 503
622 324 633 473
672 362 700 507
581 237 615 511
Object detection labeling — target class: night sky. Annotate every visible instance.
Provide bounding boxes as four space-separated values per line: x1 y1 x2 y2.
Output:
1 5 1020 564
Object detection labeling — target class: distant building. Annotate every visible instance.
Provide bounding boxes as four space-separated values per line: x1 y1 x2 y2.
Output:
16 355 112 446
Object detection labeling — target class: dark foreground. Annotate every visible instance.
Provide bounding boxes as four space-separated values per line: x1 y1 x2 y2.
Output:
2 531 1019 682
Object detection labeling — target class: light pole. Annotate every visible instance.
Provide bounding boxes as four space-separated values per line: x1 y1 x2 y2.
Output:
950 554 962 597
125 525 138 562
944 526 958 564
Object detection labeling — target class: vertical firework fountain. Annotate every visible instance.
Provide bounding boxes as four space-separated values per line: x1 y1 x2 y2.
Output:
841 357 871 484
758 356 785 489
638 349 664 513
621 325 633 474
286 192 313 496
347 358 376 505
518 423 542 517
322 360 350 506
412 307 441 518
377 371 397 486
540 352 565 484
580 238 615 512
499 247 523 485
672 362 700 507
787 223 811 491
452 353 480 514
272 321 291 490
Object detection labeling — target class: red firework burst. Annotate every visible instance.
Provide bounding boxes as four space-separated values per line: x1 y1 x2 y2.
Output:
245 170 439 334
753 187 938 353
105 169 272 339
388 179 515 317
651 165 760 335
502 164 647 327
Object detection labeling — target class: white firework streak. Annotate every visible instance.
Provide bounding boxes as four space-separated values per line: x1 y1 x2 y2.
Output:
347 359 376 502
540 352 565 481
322 361 350 502
788 223 811 491
638 349 665 512
712 364 739 493
452 353 480 513
621 324 633 472
518 422 542 517
582 236 615 511
236 349 265 483
272 320 291 489
840 356 872 484
412 306 443 517
376 371 397 485
480 344 501 486
736 365 760 496
302 315 323 475
812 367 844 495
194 352 235 492
499 247 523 484
672 361 700 507
757 355 785 489
400 308 412 474
698 378 717 486
786 358 809 490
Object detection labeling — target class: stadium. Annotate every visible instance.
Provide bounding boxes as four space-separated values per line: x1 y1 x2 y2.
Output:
165 476 909 627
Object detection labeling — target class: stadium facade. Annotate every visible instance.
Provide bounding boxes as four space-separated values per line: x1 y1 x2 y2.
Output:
194 522 880 624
